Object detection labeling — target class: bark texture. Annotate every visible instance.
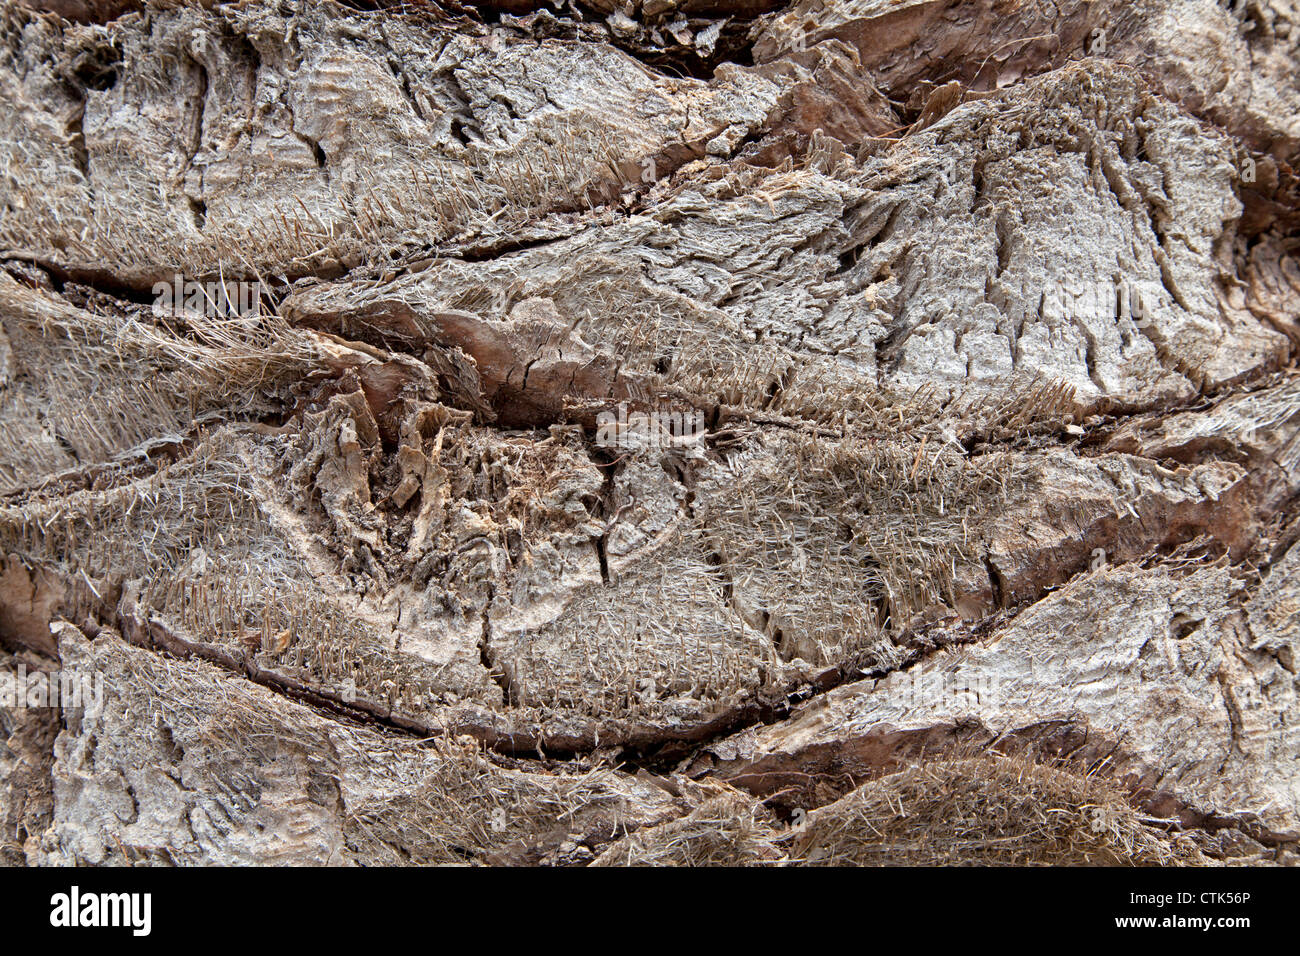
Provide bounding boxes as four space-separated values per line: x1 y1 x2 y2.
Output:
0 0 1298 865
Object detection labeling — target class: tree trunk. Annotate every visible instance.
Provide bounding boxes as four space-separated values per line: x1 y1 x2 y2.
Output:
1 0 1297 865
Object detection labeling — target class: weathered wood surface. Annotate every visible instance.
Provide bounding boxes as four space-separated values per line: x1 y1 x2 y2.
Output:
1 0 1297 864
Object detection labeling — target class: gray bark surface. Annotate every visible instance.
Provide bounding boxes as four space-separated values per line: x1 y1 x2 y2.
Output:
0 0 1297 865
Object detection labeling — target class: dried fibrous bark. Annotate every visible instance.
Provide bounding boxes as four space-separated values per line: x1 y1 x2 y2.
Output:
0 0 1297 865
